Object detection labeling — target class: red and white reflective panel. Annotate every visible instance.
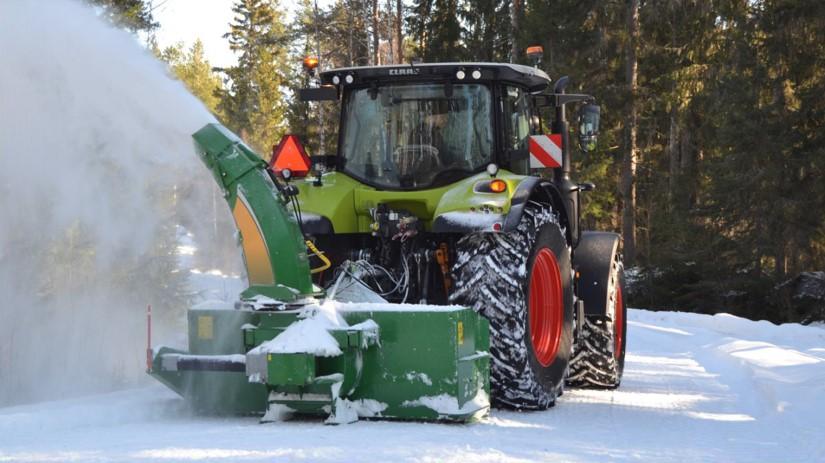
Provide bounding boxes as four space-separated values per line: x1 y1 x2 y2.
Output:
529 134 563 169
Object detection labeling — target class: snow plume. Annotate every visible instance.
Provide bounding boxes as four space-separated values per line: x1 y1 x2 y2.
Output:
0 0 238 406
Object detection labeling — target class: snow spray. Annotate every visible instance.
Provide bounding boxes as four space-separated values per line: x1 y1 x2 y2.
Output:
0 0 237 405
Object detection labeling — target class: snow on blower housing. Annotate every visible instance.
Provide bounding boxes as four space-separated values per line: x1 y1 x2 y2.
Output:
149 48 628 423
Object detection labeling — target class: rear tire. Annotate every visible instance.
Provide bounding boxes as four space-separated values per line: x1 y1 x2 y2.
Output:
451 204 574 410
567 256 627 388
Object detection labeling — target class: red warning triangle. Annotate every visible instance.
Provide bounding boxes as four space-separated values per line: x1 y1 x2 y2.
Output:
270 135 311 177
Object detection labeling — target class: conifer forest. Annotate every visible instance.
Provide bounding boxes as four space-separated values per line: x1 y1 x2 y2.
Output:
101 0 825 324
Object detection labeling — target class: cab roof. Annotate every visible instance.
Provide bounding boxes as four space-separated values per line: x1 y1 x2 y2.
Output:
319 62 552 92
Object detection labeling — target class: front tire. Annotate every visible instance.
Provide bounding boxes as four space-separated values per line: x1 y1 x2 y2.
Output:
567 255 627 388
451 204 574 410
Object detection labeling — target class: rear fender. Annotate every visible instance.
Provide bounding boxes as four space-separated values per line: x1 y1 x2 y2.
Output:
574 231 621 316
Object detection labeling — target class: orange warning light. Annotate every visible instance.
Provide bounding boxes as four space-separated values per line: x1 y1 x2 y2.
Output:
270 135 312 178
490 179 507 193
526 45 544 60
303 56 320 71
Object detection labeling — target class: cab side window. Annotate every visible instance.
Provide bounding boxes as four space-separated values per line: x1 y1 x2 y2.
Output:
502 85 531 174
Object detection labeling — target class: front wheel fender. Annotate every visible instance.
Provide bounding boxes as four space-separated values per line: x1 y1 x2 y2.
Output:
430 175 569 236
502 178 570 243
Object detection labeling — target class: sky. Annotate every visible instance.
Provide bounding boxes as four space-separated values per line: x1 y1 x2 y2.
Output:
152 0 236 68
151 0 332 69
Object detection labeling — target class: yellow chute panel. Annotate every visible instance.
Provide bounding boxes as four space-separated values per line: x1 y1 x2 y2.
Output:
232 192 275 286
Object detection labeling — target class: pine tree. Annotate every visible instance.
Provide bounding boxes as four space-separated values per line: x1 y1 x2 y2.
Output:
87 0 157 32
519 0 626 236
700 0 825 311
285 0 349 157
408 0 464 61
157 40 223 117
218 0 290 155
461 0 510 61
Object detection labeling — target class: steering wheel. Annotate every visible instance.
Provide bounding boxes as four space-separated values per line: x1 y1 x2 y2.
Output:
393 145 442 177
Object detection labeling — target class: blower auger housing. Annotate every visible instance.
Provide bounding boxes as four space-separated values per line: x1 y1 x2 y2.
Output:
149 55 627 424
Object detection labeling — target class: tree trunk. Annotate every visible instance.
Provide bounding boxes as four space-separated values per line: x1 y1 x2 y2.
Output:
510 0 521 62
621 0 639 264
395 0 403 62
775 240 787 279
346 1 354 66
371 0 379 65
668 107 680 205
772 77 789 280
386 0 394 63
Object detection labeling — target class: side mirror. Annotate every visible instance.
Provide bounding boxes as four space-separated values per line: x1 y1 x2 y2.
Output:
578 103 600 152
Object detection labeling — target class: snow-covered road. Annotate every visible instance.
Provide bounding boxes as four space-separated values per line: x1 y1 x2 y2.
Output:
1 309 823 463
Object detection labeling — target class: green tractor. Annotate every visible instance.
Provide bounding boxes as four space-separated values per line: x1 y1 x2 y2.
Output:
285 60 627 408
149 57 627 422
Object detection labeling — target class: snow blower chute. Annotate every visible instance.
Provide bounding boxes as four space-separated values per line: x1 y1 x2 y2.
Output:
149 123 491 424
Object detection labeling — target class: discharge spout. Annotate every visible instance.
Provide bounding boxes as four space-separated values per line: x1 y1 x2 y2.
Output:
192 123 314 301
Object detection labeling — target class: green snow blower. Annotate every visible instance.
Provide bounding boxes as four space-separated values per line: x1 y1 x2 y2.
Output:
149 123 490 423
150 53 628 424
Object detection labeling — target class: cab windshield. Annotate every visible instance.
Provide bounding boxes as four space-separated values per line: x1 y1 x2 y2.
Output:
340 83 493 189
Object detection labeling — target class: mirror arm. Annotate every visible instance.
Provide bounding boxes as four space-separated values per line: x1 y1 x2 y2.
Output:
532 93 595 108
554 93 594 106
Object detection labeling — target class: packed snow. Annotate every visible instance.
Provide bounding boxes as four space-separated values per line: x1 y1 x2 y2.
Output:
405 372 434 386
402 389 491 417
248 317 343 357
246 301 386 359
1 305 823 462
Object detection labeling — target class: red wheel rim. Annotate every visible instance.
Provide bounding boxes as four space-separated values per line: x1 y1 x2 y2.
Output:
529 248 564 367
614 284 624 359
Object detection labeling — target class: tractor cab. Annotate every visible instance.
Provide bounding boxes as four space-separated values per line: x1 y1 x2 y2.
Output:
304 63 556 190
